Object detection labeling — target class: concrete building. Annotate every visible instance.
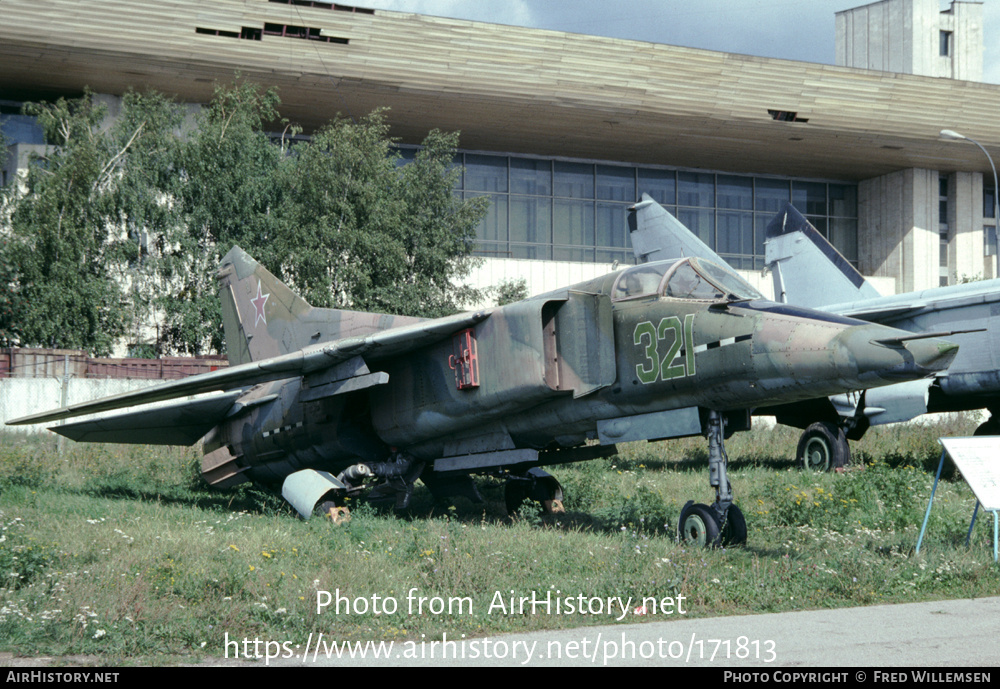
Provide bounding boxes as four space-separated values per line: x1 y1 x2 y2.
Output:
1 0 998 307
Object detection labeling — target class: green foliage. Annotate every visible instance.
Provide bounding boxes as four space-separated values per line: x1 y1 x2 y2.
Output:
0 129 18 347
2 93 128 354
160 80 287 354
490 277 529 306
272 111 485 317
0 235 20 347
1 79 487 354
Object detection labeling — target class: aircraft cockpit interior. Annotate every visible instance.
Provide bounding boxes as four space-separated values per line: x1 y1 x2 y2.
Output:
611 258 763 302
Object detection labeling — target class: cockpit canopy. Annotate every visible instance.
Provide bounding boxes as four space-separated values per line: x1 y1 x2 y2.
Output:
611 257 764 302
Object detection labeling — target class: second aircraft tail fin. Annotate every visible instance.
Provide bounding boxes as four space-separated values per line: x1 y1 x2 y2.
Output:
764 203 881 307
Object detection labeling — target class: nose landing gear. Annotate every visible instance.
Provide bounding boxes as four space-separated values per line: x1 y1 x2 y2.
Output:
678 410 747 548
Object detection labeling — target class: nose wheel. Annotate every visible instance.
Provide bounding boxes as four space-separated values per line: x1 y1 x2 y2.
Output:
678 410 747 548
678 502 746 548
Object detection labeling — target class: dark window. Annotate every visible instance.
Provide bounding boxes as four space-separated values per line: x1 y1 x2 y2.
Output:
554 161 594 199
196 27 239 38
263 23 347 43
792 182 827 216
638 168 676 205
510 196 551 247
717 175 753 211
447 152 856 269
464 154 507 193
596 202 629 250
768 110 809 123
510 158 551 196
755 178 790 213
554 199 594 249
596 165 635 202
940 31 952 57
678 171 714 208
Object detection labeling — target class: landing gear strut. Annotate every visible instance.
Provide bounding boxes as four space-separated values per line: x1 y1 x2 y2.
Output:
504 468 565 515
678 410 747 548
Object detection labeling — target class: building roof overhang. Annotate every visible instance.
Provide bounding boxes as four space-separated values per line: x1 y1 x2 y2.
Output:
2 0 998 181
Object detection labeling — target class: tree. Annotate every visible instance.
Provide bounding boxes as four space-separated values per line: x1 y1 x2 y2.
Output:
2 93 129 354
0 127 21 347
100 90 186 354
2 80 489 356
271 110 487 317
0 90 186 355
159 80 288 354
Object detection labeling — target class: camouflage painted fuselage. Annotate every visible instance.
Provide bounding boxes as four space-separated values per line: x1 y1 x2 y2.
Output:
206 256 957 485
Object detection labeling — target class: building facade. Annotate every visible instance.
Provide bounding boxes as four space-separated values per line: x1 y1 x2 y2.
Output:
1 0 998 304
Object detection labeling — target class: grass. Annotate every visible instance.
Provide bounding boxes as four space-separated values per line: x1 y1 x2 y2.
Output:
0 414 998 664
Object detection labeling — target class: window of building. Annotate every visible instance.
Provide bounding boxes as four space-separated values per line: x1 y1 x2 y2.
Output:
985 179 997 262
678 171 715 208
442 149 858 270
554 161 594 199
940 31 953 57
596 165 635 202
940 174 950 286
0 102 45 145
510 158 550 195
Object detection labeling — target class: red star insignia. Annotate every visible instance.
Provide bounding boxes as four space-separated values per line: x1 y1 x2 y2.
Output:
250 280 269 328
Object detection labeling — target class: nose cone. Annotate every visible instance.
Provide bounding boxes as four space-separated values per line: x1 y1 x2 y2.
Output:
839 326 959 384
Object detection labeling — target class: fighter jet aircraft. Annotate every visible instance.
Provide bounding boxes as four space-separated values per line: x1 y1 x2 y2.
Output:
763 203 999 469
7 245 958 546
628 193 991 471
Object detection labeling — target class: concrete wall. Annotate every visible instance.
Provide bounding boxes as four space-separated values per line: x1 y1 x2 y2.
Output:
0 377 159 434
948 171 987 281
859 168 939 293
837 0 915 74
836 0 982 81
859 168 987 291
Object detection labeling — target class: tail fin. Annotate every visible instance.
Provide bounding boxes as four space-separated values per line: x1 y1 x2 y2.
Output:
628 193 727 266
764 204 881 307
216 246 422 364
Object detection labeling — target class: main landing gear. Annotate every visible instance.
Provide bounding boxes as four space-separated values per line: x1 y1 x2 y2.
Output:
797 421 850 473
678 410 747 548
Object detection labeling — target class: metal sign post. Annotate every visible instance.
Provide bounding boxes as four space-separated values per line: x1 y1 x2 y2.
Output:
917 438 1000 562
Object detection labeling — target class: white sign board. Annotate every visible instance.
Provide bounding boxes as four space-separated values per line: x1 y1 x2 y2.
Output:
939 437 1000 511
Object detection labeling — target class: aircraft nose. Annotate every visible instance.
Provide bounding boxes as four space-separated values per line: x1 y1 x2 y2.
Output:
841 326 959 383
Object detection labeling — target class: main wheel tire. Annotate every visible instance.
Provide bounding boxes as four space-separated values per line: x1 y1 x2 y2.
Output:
720 504 747 547
678 502 722 548
797 422 849 472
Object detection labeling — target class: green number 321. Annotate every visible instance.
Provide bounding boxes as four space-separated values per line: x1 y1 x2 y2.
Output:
633 314 696 384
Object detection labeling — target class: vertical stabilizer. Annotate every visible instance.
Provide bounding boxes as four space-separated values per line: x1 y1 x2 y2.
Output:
764 203 881 307
217 246 315 364
217 246 424 364
628 193 728 266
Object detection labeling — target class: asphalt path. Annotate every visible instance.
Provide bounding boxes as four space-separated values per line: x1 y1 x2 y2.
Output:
270 595 1000 668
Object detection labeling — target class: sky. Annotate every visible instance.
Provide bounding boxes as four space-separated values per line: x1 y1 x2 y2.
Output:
356 0 1000 84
